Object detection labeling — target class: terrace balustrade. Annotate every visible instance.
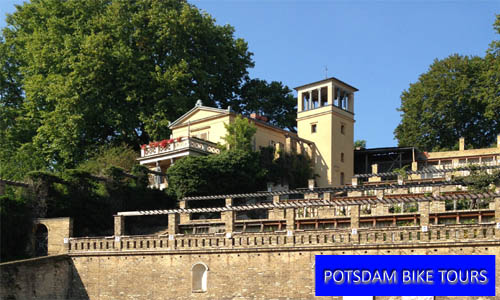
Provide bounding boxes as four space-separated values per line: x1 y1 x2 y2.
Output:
67 196 500 253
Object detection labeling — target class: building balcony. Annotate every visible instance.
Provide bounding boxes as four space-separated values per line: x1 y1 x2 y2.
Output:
137 137 221 190
138 137 220 164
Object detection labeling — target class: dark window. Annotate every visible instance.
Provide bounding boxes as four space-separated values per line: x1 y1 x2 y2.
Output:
320 87 328 107
35 224 48 256
311 124 317 133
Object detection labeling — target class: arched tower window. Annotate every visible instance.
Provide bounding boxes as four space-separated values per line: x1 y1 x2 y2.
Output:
192 262 208 292
34 224 48 256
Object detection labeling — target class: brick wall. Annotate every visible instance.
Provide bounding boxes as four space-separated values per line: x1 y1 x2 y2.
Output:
67 242 499 300
2 238 498 300
0 255 78 300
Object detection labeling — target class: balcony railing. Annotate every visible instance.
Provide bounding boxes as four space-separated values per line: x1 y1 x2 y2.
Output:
140 137 220 158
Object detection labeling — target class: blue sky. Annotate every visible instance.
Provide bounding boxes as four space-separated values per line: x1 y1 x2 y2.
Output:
2 1 499 148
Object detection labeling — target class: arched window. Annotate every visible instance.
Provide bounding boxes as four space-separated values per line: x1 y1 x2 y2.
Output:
192 262 208 292
35 224 48 256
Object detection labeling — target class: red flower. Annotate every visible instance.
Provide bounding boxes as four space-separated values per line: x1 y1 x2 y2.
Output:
141 144 147 149
176 137 183 142
167 139 174 144
159 139 168 147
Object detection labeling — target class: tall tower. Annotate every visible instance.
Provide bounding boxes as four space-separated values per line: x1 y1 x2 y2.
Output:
295 77 357 187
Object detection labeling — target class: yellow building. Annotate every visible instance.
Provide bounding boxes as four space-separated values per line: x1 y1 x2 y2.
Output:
168 102 295 152
138 78 358 189
295 78 357 187
137 101 314 189
354 136 500 184
424 136 500 168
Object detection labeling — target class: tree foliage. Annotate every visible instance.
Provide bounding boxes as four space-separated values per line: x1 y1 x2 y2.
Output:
78 144 138 176
167 149 266 199
482 14 500 129
20 166 173 238
0 0 253 170
395 16 500 151
0 190 33 262
222 115 257 152
259 147 314 189
354 139 366 149
461 168 500 193
0 141 180 262
394 54 497 151
167 146 313 199
232 78 297 132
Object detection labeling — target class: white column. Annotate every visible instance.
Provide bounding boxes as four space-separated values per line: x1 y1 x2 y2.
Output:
348 93 354 112
299 92 303 111
327 85 332 105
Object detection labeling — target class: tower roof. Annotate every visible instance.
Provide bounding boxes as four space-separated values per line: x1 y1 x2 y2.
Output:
294 77 358 92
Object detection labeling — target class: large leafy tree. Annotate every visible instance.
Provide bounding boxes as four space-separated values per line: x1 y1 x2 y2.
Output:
0 38 46 180
394 55 492 151
232 78 297 132
482 15 500 129
0 0 253 170
395 15 500 151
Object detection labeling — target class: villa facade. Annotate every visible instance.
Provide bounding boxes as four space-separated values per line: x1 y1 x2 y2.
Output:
138 77 358 189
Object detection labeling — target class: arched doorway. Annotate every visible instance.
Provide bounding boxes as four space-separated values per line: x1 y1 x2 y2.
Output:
192 262 208 292
34 224 48 256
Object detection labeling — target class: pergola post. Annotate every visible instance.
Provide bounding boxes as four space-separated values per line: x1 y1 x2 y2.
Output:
114 215 125 236
350 205 360 242
495 197 500 239
222 210 235 236
168 213 179 236
419 200 430 241
286 208 295 232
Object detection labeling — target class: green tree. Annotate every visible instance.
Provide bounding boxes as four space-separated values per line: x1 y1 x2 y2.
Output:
78 144 138 176
461 168 500 193
1 0 253 170
259 146 314 189
481 15 500 129
394 54 494 151
0 36 47 180
222 115 257 152
167 149 265 199
395 16 500 151
0 190 33 262
354 139 366 149
232 78 297 132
